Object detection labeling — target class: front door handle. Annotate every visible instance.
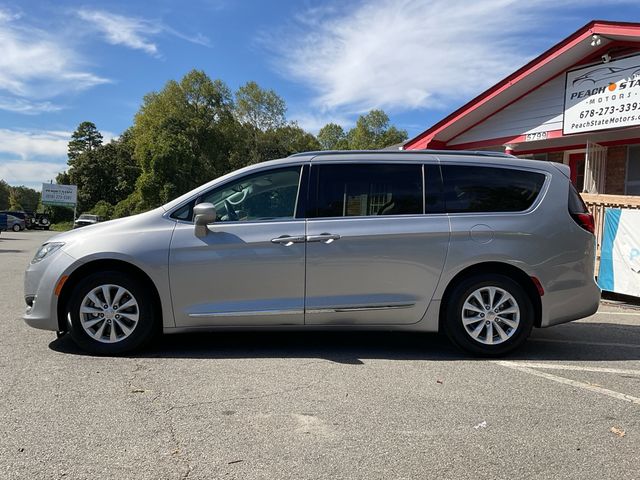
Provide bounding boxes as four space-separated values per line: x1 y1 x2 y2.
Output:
271 235 306 246
306 233 341 244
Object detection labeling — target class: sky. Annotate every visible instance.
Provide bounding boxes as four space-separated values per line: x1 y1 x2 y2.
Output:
1 0 639 190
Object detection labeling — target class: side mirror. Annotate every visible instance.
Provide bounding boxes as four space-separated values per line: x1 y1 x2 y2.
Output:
193 203 217 238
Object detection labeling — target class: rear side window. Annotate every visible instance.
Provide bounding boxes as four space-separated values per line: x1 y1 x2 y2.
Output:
310 164 422 218
441 165 545 213
568 183 588 214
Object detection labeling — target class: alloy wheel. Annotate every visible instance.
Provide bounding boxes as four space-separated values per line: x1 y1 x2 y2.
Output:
461 286 520 345
79 284 140 343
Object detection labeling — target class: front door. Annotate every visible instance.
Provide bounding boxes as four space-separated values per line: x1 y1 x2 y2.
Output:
304 162 450 325
169 166 306 327
569 153 586 192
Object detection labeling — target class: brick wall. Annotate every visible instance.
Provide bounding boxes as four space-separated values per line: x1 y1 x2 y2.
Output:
605 146 627 194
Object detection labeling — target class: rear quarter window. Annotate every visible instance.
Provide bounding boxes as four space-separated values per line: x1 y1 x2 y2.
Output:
441 165 546 213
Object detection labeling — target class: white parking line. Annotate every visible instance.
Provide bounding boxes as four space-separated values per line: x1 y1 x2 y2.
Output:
529 338 640 349
595 311 640 316
495 361 640 406
498 362 640 376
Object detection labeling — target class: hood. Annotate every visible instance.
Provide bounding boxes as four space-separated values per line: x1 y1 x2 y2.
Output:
48 207 166 247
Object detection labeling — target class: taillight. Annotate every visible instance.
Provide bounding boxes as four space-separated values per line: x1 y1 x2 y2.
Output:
571 212 595 234
568 183 594 234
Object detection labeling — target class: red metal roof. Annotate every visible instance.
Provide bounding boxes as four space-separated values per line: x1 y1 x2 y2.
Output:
404 21 640 150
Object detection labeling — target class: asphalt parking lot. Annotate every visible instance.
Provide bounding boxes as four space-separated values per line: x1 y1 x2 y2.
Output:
1 230 639 480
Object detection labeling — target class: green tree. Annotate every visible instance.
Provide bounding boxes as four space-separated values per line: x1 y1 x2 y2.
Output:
318 123 347 150
8 186 40 212
90 200 114 220
0 180 10 210
318 110 407 151
232 82 290 166
68 121 103 166
346 110 407 150
235 81 286 131
131 69 236 210
59 127 140 214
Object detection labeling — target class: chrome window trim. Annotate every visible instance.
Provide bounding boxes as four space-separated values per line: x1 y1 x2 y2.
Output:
189 309 304 318
306 303 415 314
189 303 416 318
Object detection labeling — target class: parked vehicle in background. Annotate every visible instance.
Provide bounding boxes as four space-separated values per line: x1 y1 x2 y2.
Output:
1 211 32 229
0 213 7 234
73 214 103 229
30 213 51 230
6 214 26 232
23 150 600 356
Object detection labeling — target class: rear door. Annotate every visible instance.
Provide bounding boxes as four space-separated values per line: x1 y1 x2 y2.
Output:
304 162 450 325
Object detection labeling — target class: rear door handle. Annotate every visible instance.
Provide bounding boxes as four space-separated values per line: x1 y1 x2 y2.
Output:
306 233 341 244
270 235 306 246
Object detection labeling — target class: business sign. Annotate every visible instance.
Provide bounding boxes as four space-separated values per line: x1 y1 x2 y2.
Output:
599 208 640 298
563 54 640 134
42 183 77 207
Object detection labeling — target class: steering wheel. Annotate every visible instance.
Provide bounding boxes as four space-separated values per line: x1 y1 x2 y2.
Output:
227 188 248 206
225 199 239 221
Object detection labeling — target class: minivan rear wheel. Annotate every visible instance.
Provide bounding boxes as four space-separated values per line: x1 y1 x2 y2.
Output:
67 271 156 355
444 274 534 356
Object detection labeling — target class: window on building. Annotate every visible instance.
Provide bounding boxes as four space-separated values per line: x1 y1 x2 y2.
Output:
626 146 640 195
311 164 423 218
441 165 546 213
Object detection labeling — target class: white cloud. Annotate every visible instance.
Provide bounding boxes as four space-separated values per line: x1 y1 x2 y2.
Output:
78 10 160 55
77 9 210 56
0 128 116 187
0 8 109 113
0 160 67 188
0 96 64 114
0 129 70 159
0 128 115 160
271 0 634 115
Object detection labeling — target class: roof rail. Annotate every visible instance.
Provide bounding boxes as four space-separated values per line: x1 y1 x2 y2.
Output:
288 149 516 159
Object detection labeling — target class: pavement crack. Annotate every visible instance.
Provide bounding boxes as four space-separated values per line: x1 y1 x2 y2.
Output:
166 401 194 480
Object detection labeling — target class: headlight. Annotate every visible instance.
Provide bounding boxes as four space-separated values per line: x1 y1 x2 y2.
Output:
31 242 65 264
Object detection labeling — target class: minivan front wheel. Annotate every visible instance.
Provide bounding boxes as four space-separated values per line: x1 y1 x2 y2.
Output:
444 274 534 356
67 271 156 355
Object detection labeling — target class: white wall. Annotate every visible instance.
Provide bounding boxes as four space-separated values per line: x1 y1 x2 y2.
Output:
449 75 565 146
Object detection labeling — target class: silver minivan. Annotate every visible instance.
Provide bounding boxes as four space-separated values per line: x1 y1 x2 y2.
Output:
23 151 600 355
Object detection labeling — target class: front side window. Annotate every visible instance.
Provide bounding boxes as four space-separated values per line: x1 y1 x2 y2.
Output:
310 164 423 218
171 166 302 222
441 165 545 213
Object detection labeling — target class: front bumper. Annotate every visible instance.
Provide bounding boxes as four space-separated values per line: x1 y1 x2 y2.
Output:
23 250 78 331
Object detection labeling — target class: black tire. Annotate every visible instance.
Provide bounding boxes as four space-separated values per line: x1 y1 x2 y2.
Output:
443 274 534 356
67 271 157 355
12 224 20 232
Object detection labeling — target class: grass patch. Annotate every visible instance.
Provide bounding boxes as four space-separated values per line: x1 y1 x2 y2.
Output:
50 221 74 232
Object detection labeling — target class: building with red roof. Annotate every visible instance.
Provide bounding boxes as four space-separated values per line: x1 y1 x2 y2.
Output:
404 21 640 196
